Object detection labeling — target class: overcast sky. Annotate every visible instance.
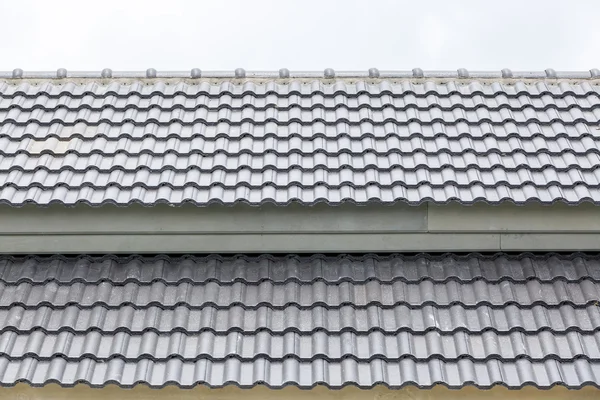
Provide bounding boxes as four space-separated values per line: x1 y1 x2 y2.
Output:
1 0 599 72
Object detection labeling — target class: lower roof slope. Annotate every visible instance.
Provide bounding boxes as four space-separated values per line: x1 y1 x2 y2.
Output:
1 72 600 206
0 253 598 389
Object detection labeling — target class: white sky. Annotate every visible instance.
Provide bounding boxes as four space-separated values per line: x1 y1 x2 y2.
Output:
1 0 599 71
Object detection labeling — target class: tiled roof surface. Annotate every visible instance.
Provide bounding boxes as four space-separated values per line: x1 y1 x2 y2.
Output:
1 71 600 205
0 253 599 389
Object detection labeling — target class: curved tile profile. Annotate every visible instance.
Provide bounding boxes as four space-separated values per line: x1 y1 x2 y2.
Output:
2 106 600 126
0 75 600 205
4 133 600 155
5 151 600 172
2 304 599 334
0 357 598 389
3 91 600 113
0 121 597 140
0 278 598 309
0 253 598 285
0 182 599 206
3 167 600 190
2 330 600 362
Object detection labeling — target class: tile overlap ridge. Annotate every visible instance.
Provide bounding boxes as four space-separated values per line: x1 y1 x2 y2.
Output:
2 68 600 80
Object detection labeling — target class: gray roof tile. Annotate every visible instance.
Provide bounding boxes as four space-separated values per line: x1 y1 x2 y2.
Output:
1 357 598 388
3 330 599 361
1 75 600 205
1 253 598 284
0 253 598 389
1 278 598 309
2 304 599 334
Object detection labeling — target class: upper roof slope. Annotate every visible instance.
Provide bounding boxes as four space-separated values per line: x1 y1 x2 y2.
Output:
2 68 600 207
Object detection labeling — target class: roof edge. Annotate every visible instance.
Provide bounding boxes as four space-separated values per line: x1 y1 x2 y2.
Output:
2 68 600 80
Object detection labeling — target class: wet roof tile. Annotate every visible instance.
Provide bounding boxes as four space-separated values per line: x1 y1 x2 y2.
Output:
0 253 598 389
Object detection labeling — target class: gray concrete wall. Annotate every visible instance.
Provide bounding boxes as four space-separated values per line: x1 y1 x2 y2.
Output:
1 203 600 253
0 203 428 234
427 203 600 232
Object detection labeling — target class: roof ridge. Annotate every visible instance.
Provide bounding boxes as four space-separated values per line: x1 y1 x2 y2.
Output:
2 68 600 80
